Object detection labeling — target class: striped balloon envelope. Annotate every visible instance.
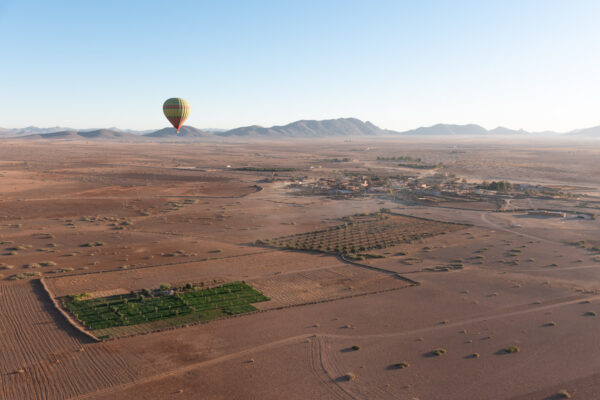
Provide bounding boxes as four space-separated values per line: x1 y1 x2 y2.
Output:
163 98 190 133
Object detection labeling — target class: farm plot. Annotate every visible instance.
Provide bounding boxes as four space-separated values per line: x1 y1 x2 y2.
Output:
63 282 270 339
250 265 412 309
258 211 465 256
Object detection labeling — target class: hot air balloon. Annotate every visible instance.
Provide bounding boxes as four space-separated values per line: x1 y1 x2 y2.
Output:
163 98 190 134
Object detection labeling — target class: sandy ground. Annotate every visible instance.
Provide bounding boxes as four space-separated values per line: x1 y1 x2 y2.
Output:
1 139 600 399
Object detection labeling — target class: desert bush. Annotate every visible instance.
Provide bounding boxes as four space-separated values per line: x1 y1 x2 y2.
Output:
584 311 597 316
503 345 520 353
431 348 447 356
342 373 356 381
39 261 57 267
81 242 104 247
7 245 28 251
69 293 92 301
9 271 42 280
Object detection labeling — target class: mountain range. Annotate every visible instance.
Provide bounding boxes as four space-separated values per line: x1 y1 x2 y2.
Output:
1 119 599 140
219 118 385 137
566 126 600 137
393 124 532 136
21 129 143 140
0 126 154 136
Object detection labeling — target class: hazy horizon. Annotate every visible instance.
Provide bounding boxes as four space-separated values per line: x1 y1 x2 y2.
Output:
0 118 598 135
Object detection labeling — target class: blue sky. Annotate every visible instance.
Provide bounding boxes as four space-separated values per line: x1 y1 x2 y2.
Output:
1 0 599 131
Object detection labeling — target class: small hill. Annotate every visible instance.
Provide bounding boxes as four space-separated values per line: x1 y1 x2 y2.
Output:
218 118 386 138
144 126 210 138
23 130 80 139
0 126 76 137
78 129 139 139
488 126 529 135
21 129 140 140
567 125 600 137
393 124 560 136
394 124 489 136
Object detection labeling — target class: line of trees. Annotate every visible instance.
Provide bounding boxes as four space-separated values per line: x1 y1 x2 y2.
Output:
479 180 513 192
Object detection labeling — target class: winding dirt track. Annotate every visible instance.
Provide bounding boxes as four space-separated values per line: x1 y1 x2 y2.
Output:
479 212 559 244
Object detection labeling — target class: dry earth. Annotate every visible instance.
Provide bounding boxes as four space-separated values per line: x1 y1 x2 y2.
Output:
1 138 600 399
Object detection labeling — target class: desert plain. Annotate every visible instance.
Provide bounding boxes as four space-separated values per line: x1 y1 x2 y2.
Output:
1 137 600 399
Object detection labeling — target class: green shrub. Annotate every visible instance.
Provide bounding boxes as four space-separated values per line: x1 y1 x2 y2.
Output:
69 293 92 301
504 345 520 354
81 242 104 247
39 261 57 267
431 348 447 356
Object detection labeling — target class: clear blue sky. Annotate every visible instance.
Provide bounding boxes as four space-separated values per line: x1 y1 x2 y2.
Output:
1 0 599 131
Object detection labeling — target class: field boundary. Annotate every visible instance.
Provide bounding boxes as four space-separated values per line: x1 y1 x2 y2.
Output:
38 278 101 342
47 278 415 341
337 254 421 286
40 249 276 281
388 210 474 227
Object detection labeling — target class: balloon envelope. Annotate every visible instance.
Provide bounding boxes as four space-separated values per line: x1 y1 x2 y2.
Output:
163 98 190 133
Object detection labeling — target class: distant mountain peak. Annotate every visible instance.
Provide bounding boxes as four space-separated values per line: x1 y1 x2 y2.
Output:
217 118 386 137
393 123 488 136
392 123 541 136
143 126 210 137
567 125 600 137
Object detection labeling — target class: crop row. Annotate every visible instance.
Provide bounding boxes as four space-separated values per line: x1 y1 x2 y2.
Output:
258 214 463 255
63 282 270 331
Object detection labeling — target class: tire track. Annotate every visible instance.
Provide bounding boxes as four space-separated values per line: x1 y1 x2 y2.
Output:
325 294 600 340
480 212 559 244
70 334 310 400
0 281 147 400
307 336 351 400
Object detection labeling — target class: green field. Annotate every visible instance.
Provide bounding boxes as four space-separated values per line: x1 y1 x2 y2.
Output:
63 282 270 333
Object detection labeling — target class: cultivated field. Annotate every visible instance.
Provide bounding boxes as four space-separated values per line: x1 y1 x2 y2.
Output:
259 211 465 256
63 282 269 339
